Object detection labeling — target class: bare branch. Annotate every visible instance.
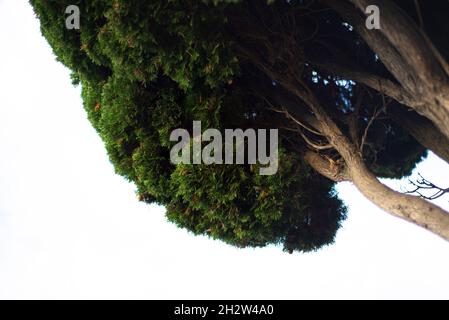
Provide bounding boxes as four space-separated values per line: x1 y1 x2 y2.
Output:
269 106 332 150
359 84 391 153
405 173 449 200
269 107 323 136
298 129 334 150
414 0 424 31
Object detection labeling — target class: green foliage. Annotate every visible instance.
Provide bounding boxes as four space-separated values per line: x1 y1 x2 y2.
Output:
30 0 429 252
167 152 345 252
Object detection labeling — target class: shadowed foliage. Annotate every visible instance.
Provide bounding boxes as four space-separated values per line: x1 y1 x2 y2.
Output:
30 0 449 250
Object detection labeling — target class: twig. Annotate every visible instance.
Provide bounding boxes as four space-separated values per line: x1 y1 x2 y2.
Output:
414 0 425 31
405 173 449 200
297 129 334 150
360 81 390 152
269 107 323 136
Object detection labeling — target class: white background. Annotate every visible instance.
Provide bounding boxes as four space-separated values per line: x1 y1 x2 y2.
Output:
0 0 448 299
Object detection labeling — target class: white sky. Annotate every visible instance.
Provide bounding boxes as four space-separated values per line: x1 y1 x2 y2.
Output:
1 0 448 299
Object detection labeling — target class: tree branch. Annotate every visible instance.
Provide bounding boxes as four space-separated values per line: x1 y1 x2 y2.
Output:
322 0 449 140
304 151 350 182
350 0 449 86
405 173 449 201
388 106 449 164
308 57 416 107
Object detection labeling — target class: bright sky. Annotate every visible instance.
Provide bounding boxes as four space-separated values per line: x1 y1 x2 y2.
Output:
1 0 448 299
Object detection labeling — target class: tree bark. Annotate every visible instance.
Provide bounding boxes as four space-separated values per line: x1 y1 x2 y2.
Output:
389 107 449 164
308 57 416 108
308 57 449 164
323 0 449 140
237 31 449 242
304 128 449 240
304 151 350 182
346 151 449 241
304 93 449 242
278 77 449 241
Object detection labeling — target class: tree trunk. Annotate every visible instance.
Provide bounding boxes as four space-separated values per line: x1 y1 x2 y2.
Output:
304 151 350 182
346 149 449 241
238 31 449 242
300 90 449 242
323 0 449 140
389 107 449 163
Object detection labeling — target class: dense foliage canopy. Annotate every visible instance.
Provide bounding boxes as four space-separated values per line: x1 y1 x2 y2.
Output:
30 0 449 251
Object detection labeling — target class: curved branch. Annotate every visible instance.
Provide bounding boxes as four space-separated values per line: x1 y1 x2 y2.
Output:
308 57 416 107
388 106 449 164
322 0 449 140
304 151 350 182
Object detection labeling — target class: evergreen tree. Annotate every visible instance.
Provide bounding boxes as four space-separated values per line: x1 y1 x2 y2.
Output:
30 0 449 250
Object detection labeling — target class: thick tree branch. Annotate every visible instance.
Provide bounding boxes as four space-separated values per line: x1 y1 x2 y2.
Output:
261 59 449 241
350 0 449 86
304 151 350 182
309 57 416 107
389 106 449 163
236 19 449 241
323 0 449 140
308 58 449 163
303 90 449 242
321 0 418 93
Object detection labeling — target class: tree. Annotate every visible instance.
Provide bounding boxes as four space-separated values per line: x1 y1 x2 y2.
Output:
30 0 449 251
